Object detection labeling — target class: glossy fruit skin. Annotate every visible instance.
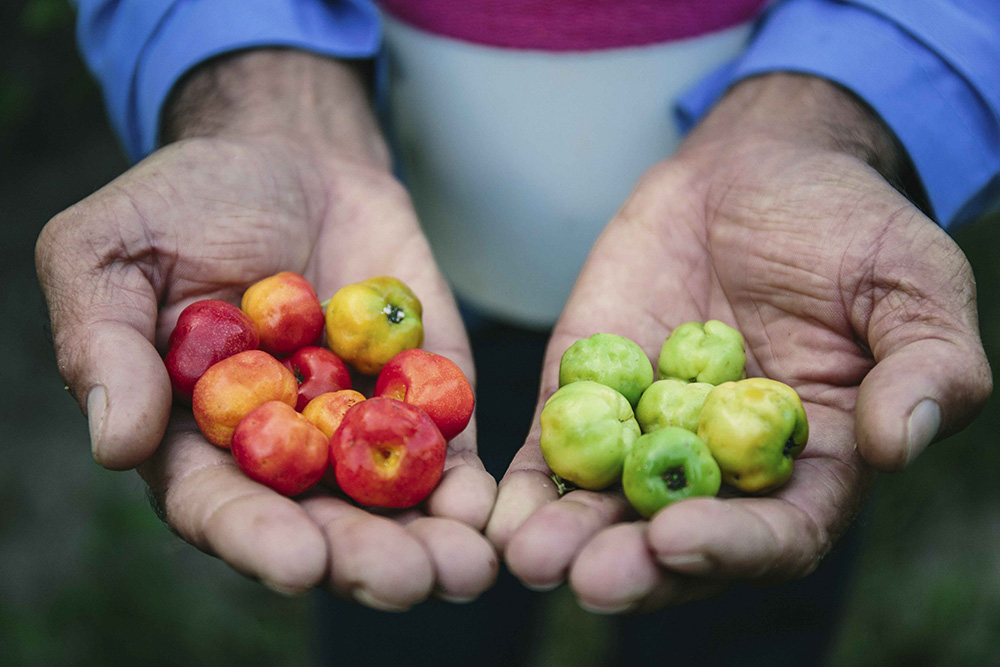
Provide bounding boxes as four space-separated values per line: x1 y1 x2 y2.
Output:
164 299 259 404
539 381 641 490
281 346 352 411
324 276 423 375
330 397 446 508
374 349 474 441
192 350 298 448
302 389 366 439
697 378 809 494
622 427 721 518
240 271 325 356
657 320 746 385
558 333 654 408
635 379 714 434
231 401 330 496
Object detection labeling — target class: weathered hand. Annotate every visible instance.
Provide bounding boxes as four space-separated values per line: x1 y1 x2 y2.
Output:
35 53 497 606
487 74 991 612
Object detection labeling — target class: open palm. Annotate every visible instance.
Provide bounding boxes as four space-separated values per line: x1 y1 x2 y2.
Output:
37 135 497 607
488 129 990 612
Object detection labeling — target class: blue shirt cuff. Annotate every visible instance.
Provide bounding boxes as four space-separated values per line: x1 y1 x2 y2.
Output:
77 0 381 163
676 0 1000 227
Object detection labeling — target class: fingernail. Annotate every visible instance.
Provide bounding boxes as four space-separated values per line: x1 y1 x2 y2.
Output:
906 399 941 465
522 580 562 593
261 579 305 597
87 385 107 462
352 588 410 612
658 553 714 575
435 592 478 604
577 599 637 615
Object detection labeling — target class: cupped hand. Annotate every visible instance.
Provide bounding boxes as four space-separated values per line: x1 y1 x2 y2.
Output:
36 129 497 606
486 75 991 613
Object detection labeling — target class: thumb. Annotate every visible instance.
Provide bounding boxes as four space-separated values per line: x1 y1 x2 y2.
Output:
854 228 992 471
36 208 171 471
856 337 991 471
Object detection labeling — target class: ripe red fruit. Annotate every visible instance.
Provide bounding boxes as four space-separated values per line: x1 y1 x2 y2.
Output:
192 350 298 448
374 349 474 440
241 271 325 356
331 397 446 508
302 390 366 439
232 401 330 496
164 299 259 404
281 346 353 411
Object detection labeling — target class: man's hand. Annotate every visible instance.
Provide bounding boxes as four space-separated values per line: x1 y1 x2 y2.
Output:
36 51 497 606
487 74 991 612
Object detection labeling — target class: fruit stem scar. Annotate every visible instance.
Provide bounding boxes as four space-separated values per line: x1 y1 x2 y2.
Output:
783 437 795 458
663 465 687 491
372 445 403 475
383 303 405 324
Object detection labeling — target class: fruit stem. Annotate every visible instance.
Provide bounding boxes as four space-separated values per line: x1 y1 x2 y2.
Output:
551 474 577 496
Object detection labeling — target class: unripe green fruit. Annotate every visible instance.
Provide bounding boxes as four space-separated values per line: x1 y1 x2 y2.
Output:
622 427 721 518
559 333 654 407
635 379 713 434
540 381 641 490
658 320 746 385
698 378 808 494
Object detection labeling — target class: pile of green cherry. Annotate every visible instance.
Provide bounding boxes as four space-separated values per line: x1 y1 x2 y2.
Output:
539 321 809 518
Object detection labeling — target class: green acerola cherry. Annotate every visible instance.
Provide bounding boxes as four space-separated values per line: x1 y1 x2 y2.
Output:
697 378 808 494
635 379 714 434
540 381 641 490
622 427 721 518
657 320 746 385
559 333 654 408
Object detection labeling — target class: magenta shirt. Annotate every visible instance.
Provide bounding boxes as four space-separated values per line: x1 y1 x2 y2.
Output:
377 0 768 50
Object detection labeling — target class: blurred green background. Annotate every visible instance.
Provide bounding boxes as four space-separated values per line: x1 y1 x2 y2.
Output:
2 1 999 665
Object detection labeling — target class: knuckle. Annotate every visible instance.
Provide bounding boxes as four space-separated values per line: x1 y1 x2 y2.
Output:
35 204 87 281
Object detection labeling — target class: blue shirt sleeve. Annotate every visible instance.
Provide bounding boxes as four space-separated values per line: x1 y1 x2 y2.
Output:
73 0 382 163
676 0 1000 228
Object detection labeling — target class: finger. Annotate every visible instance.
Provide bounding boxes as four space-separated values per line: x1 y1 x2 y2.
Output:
139 418 328 594
854 223 992 470
648 404 874 583
857 337 991 470
298 495 435 611
647 496 823 581
503 489 631 591
568 522 727 614
424 452 497 530
647 456 871 583
36 209 170 470
405 517 499 603
485 470 560 552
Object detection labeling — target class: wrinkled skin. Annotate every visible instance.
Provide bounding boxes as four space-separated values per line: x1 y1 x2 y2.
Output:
36 135 498 607
488 77 991 613
36 55 991 616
